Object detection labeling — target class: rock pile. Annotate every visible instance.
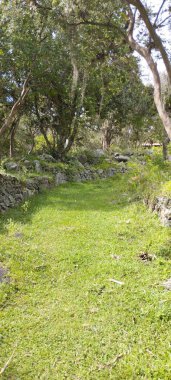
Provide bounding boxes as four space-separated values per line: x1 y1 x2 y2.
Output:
0 174 51 213
153 197 171 227
0 174 25 212
145 196 171 227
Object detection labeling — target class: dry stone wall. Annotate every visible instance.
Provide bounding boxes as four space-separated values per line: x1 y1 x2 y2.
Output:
0 166 122 214
1 167 171 227
0 174 26 212
145 196 171 227
0 174 51 213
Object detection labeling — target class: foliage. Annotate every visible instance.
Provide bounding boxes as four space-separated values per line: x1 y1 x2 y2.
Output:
0 0 157 158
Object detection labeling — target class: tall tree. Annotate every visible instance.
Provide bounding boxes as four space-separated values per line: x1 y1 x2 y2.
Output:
124 0 171 140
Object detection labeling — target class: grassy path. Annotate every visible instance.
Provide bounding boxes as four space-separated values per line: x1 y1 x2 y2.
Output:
0 174 171 379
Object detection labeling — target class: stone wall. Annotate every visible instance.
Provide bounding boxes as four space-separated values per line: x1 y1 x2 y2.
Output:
1 168 171 227
0 166 123 214
144 196 171 227
0 174 25 213
0 174 51 213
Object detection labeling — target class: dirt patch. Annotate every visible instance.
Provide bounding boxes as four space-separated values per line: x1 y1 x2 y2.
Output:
139 252 156 262
162 278 171 290
0 266 10 283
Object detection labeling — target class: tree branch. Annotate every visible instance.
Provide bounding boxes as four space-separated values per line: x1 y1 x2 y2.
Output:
153 0 166 27
125 4 171 140
156 14 171 28
126 0 171 83
0 74 31 137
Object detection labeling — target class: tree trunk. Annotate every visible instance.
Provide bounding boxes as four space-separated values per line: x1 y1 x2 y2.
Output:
9 124 16 158
102 120 112 150
0 74 30 137
126 7 171 140
127 0 171 84
34 96 52 149
162 134 170 160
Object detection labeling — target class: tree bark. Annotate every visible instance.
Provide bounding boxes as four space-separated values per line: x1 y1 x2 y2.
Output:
34 96 52 149
127 0 171 83
102 119 112 150
126 5 171 140
9 123 16 158
162 133 170 160
0 74 30 137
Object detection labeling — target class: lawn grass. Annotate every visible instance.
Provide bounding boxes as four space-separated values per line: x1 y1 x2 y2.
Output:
0 171 171 379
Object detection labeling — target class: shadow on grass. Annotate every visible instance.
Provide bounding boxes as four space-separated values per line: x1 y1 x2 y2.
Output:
157 245 171 260
0 175 143 235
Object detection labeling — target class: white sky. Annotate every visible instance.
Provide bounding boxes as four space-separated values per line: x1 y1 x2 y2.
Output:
137 0 171 84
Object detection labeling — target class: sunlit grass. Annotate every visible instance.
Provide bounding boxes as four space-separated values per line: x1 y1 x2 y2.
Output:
0 172 171 379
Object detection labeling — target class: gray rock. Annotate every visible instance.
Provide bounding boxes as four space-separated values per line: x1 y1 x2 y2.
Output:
97 169 104 175
55 172 68 185
23 160 33 169
106 168 116 177
0 266 10 283
160 207 171 227
94 149 105 158
4 162 19 171
33 160 42 173
72 174 82 182
114 154 129 163
77 161 85 169
152 196 171 226
162 278 171 290
39 154 56 163
25 179 37 189
36 176 51 190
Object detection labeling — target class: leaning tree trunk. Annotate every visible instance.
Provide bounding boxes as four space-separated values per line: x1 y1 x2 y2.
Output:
126 5 171 141
0 74 30 137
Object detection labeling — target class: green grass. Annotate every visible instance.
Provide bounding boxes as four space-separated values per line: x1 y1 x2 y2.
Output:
0 171 171 379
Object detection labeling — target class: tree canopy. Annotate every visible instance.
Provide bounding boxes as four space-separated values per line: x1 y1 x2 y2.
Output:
0 0 170 157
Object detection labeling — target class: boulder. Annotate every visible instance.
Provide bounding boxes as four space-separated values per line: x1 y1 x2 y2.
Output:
153 197 171 227
39 154 56 163
97 169 104 176
114 154 130 163
94 149 105 158
33 160 42 173
4 162 19 171
160 207 171 227
36 176 51 190
106 168 116 177
23 160 34 170
55 172 68 185
162 278 171 290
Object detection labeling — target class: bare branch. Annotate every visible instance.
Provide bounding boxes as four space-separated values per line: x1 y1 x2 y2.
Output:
125 2 171 140
157 14 171 28
153 0 167 27
125 0 171 83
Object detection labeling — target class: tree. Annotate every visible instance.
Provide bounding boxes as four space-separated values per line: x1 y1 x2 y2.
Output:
124 0 171 141
61 0 171 143
1 0 143 158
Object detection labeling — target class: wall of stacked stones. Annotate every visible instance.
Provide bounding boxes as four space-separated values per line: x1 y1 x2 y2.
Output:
0 166 120 214
1 168 171 227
